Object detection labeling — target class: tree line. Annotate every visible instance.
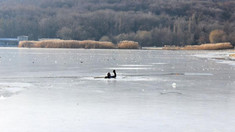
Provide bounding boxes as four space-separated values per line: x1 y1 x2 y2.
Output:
0 0 235 46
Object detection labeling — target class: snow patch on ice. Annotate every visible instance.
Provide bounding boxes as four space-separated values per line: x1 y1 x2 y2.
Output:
172 83 177 88
0 82 31 99
184 73 213 76
119 64 153 67
152 63 167 65
108 64 154 70
194 52 235 67
107 67 152 70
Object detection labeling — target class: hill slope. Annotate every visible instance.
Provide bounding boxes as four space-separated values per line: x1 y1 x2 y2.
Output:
0 0 235 46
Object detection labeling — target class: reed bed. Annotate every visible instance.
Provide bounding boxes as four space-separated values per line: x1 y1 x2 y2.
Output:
19 40 116 49
162 42 233 50
117 41 140 49
229 54 235 58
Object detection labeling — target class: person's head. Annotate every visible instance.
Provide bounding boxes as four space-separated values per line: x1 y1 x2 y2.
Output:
107 72 111 77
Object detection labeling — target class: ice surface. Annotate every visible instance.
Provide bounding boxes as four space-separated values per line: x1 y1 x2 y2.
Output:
194 51 235 67
0 48 235 132
107 67 153 70
84 75 163 82
119 64 153 67
184 72 213 76
0 82 30 99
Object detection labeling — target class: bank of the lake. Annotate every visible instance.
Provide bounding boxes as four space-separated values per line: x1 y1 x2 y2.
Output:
163 42 233 50
229 53 235 59
18 40 140 49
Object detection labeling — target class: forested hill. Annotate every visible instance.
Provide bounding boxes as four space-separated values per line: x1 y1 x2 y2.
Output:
0 0 235 46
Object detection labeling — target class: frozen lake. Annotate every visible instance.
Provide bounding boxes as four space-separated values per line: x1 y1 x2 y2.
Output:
0 48 235 132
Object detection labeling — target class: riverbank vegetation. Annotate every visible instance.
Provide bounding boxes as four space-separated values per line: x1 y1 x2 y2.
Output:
162 42 233 50
229 54 235 58
117 41 140 49
19 40 116 49
18 40 141 49
1 0 235 47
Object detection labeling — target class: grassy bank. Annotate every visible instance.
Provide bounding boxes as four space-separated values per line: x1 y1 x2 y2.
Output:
19 40 141 49
162 42 233 50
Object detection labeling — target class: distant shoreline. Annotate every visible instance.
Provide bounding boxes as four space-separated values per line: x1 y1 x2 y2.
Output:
4 41 235 51
18 40 140 49
142 47 163 50
229 54 235 59
162 42 233 50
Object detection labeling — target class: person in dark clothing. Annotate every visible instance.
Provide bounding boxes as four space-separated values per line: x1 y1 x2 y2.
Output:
105 70 116 79
105 72 111 78
111 70 116 78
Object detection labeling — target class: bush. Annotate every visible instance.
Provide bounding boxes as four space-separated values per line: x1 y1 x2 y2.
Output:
117 41 140 49
209 30 227 43
99 36 111 42
228 32 235 46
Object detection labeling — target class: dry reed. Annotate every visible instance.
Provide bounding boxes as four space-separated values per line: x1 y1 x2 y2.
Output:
162 42 233 50
229 54 235 58
117 41 140 49
19 40 116 49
